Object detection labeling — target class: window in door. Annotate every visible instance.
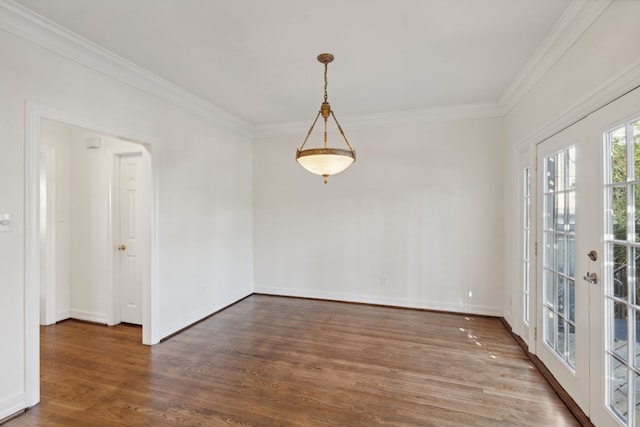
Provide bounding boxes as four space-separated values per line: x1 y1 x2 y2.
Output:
604 119 640 425
523 166 531 325
543 146 577 369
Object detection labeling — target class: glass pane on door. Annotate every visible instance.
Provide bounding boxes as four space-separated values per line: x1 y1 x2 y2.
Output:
543 146 577 369
604 120 640 425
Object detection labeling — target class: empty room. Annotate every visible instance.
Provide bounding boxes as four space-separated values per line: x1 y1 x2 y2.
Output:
1 1 639 426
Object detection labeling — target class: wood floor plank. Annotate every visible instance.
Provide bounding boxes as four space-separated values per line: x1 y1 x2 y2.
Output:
4 295 580 426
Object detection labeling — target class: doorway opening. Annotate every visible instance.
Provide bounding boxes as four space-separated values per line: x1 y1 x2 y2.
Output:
39 120 151 329
25 102 159 407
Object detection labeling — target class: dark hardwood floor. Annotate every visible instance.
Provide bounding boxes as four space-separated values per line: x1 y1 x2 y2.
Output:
5 295 579 426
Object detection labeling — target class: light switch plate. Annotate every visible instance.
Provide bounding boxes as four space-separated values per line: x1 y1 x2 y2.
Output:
0 213 12 232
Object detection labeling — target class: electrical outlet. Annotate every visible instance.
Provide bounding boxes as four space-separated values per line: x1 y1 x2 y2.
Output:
380 275 388 286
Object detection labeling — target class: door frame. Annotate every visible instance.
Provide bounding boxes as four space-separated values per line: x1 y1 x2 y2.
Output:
24 101 161 407
39 145 57 326
513 145 538 348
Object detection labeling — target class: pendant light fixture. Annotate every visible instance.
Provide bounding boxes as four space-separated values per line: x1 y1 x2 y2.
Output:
296 53 356 183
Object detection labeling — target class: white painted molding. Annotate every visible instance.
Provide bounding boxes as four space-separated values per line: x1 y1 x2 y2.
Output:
0 0 609 136
158 290 252 340
503 311 514 328
0 0 253 136
255 102 503 137
69 310 109 325
56 309 71 322
254 287 503 317
516 56 640 149
24 101 40 408
39 145 57 327
0 393 26 422
249 0 611 137
499 0 613 115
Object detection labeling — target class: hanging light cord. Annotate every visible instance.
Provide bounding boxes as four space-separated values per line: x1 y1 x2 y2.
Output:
324 62 329 103
323 62 329 148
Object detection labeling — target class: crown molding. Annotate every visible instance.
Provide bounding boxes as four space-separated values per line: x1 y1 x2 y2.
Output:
254 102 503 138
256 1 613 138
515 56 640 150
0 0 614 137
0 0 502 137
498 0 613 115
0 0 253 136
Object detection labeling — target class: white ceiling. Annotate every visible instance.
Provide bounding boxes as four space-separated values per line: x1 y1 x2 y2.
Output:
13 0 573 125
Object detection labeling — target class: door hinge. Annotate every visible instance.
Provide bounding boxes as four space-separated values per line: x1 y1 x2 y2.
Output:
534 242 537 256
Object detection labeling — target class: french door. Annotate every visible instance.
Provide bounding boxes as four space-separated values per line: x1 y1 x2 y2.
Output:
598 114 640 427
534 86 640 426
536 124 594 413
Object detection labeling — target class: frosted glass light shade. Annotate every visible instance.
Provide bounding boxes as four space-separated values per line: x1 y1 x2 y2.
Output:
296 148 355 178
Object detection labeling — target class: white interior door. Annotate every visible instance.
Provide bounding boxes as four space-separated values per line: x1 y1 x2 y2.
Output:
118 153 143 325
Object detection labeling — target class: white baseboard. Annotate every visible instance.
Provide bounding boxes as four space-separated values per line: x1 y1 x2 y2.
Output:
56 309 70 323
503 311 513 327
254 287 503 317
0 393 26 423
159 290 252 339
69 309 108 324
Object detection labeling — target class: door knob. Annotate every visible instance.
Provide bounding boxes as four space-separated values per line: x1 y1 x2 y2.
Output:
583 272 598 284
587 250 597 261
118 244 127 251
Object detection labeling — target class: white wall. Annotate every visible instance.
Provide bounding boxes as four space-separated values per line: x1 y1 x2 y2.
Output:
502 1 640 338
69 128 111 323
6 0 639 422
254 117 504 315
0 24 253 419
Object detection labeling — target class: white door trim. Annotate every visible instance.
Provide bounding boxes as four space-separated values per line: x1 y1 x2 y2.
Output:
24 101 161 408
39 145 57 326
527 143 539 351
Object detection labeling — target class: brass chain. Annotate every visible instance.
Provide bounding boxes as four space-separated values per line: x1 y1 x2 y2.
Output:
324 63 328 103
